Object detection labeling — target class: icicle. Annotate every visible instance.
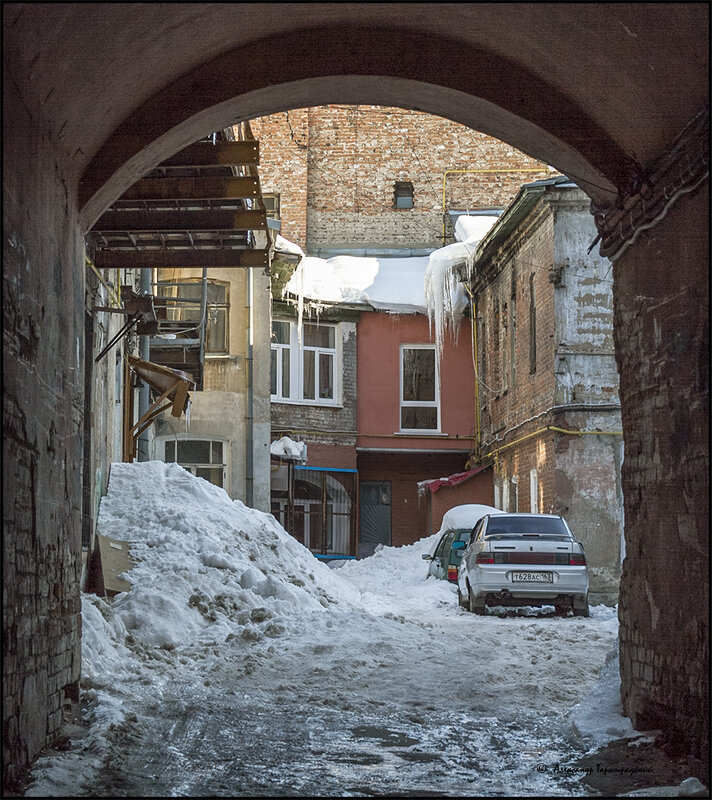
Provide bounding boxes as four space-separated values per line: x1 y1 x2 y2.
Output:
295 261 305 347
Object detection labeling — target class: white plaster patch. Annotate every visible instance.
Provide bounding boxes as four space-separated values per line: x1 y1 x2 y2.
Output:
644 580 660 630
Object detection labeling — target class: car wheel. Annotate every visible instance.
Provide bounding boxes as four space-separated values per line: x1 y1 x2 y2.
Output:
572 597 589 617
457 589 468 608
468 587 486 616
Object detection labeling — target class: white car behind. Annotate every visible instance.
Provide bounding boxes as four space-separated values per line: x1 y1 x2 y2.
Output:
457 512 589 616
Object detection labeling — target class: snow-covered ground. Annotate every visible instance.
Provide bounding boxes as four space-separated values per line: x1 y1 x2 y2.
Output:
25 462 657 797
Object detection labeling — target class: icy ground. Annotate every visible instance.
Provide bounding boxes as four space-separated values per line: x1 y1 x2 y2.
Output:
25 462 652 797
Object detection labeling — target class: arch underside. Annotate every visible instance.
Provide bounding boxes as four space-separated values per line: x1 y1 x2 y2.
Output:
78 26 637 229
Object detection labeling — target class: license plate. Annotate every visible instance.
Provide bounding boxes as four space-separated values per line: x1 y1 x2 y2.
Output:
511 572 553 583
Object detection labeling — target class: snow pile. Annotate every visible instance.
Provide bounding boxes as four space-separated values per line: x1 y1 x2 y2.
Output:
87 461 360 669
338 532 455 615
568 631 650 751
269 435 307 462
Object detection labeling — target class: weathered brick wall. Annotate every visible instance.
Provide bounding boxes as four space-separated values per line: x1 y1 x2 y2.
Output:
476 189 623 598
613 184 709 763
478 203 557 439
250 105 551 252
249 110 309 249
3 83 83 791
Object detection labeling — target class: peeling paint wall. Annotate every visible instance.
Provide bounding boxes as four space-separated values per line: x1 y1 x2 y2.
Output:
150 267 272 512
477 185 623 602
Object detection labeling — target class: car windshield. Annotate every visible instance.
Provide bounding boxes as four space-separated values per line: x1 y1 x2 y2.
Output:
454 529 471 542
484 516 571 539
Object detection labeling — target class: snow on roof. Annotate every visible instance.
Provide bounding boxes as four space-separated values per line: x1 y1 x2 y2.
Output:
282 214 501 321
284 254 431 313
437 503 503 534
270 436 307 462
454 213 501 244
274 234 305 258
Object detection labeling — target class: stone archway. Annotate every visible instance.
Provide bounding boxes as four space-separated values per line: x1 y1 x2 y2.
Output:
3 3 708 788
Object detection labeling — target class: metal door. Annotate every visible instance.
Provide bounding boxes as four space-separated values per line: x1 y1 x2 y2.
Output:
359 481 391 558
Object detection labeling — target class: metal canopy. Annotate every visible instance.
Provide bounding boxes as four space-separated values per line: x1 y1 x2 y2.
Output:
87 126 271 270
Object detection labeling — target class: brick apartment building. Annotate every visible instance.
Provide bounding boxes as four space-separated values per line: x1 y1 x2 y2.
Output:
250 105 552 253
467 176 623 603
253 105 552 558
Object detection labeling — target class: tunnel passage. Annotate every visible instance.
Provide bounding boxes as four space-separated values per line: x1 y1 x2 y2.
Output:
3 4 709 790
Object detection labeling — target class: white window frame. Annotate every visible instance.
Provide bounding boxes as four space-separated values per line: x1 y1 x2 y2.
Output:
530 468 539 513
155 435 229 489
399 343 440 433
270 319 341 406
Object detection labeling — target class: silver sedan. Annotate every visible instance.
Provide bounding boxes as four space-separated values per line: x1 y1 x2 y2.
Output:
457 513 589 616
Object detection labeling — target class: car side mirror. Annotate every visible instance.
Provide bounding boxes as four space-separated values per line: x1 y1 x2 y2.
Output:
451 541 466 550
422 553 433 561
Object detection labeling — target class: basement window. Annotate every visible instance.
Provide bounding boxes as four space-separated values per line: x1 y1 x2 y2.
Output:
161 437 227 488
393 181 414 210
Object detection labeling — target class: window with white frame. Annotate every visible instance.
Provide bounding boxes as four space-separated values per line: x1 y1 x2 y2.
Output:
400 344 440 432
156 278 229 354
529 468 539 512
161 437 227 488
271 319 339 404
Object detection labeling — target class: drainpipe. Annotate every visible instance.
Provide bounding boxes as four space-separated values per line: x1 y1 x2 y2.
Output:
199 268 208 370
245 267 254 507
137 268 151 460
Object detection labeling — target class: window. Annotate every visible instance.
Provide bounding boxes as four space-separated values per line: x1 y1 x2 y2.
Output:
157 279 229 353
530 468 539 512
271 319 339 405
263 193 280 219
400 344 439 431
393 181 414 210
162 438 227 488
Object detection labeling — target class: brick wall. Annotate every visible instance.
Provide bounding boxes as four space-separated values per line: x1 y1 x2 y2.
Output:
250 105 551 252
357 451 469 547
3 87 83 791
475 186 623 599
613 184 709 764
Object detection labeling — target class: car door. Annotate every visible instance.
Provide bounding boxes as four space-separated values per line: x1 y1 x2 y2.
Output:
430 531 453 579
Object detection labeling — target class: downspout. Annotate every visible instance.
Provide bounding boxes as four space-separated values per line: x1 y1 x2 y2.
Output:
137 268 151 460
199 268 208 371
246 267 254 507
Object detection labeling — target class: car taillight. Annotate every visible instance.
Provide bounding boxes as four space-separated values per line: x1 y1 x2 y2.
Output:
476 552 494 564
569 553 586 565
447 566 458 580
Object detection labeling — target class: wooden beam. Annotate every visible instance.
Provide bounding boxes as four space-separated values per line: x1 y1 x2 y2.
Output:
120 176 261 201
93 248 270 269
158 140 259 167
93 209 268 232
